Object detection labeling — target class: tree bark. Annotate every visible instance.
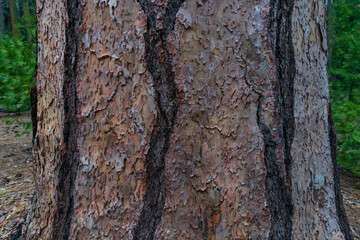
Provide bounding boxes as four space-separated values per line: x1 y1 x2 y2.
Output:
21 0 352 239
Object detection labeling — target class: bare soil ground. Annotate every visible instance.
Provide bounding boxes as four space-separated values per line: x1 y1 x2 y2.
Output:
0 112 34 239
0 113 359 239
339 167 360 239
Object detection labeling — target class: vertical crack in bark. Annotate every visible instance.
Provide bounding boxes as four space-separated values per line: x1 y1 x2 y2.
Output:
262 0 295 239
52 0 82 239
328 104 353 240
256 94 293 240
133 1 184 239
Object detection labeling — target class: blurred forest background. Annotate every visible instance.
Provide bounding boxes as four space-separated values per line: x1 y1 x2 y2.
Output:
0 0 359 176
328 0 360 176
0 0 35 113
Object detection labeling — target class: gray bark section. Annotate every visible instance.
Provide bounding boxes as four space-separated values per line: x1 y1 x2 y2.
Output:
290 0 351 239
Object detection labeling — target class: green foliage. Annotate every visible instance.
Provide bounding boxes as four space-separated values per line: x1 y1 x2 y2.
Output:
2 118 15 125
2 117 32 136
330 85 360 176
328 0 360 176
0 0 36 111
328 0 360 94
15 119 32 136
356 182 360 190
0 26 36 112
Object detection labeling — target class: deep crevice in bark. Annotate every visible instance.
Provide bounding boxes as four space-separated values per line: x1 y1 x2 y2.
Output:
264 0 295 239
132 1 184 239
256 95 292 240
52 0 82 239
328 104 353 240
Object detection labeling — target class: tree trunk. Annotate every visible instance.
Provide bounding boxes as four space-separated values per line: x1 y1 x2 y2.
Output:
20 0 352 239
21 0 31 41
8 0 16 37
0 0 4 39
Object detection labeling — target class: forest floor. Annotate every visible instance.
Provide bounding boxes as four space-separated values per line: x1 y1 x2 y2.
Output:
0 113 359 239
0 112 34 239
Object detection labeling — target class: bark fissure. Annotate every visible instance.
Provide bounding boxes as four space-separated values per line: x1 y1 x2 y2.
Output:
132 1 184 239
328 104 353 240
263 0 295 239
52 0 82 238
256 95 293 240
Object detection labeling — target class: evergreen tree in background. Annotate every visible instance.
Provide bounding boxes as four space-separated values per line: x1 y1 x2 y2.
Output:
328 0 360 175
0 0 36 112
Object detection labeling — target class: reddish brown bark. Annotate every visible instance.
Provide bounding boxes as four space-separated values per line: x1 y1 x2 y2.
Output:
18 0 352 239
8 0 17 37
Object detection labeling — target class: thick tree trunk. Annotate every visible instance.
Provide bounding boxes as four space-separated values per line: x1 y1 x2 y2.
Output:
21 0 352 239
